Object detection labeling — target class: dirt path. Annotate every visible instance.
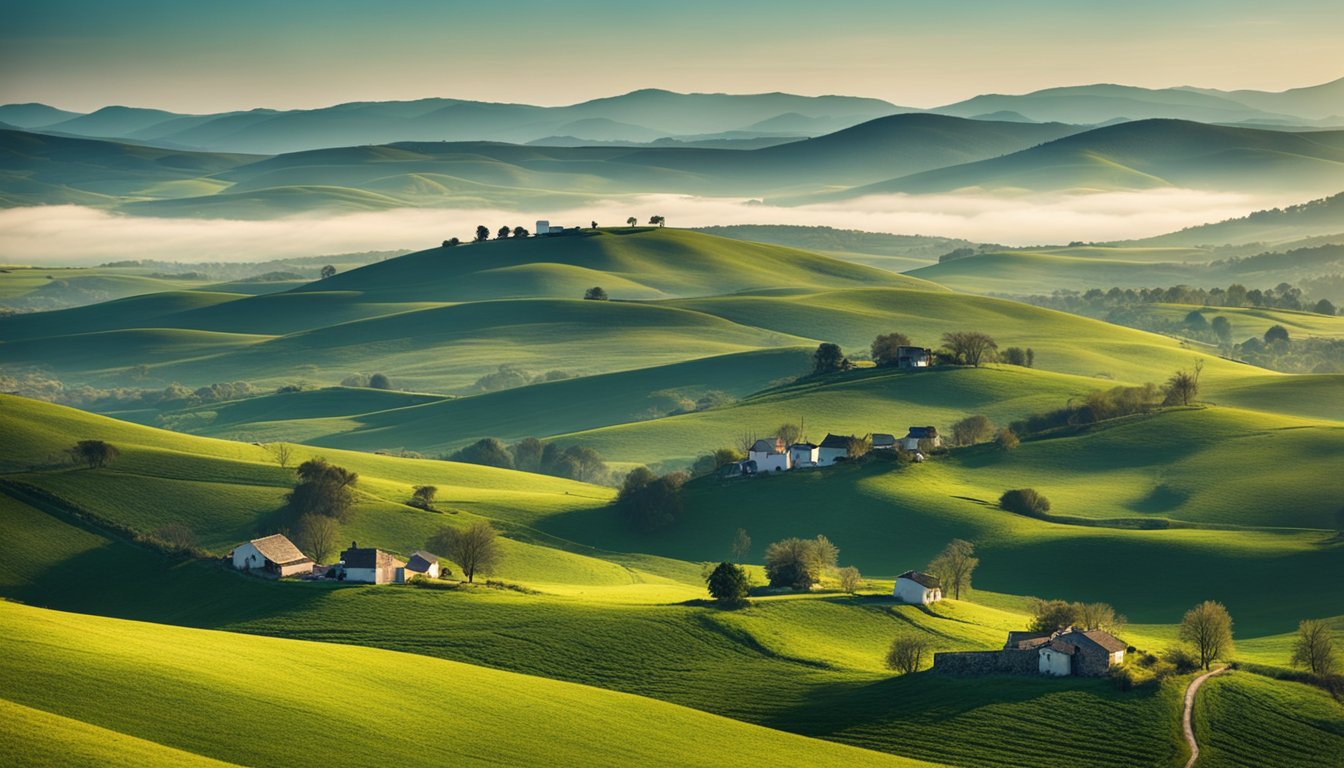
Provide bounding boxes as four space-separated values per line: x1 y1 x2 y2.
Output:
1183 666 1228 768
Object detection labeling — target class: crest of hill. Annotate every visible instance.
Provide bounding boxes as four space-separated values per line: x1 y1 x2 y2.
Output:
299 228 934 301
802 120 1344 200
1136 190 1344 246
932 83 1312 125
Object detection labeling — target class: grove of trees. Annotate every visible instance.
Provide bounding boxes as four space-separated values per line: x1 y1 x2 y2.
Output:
286 458 359 521
941 331 998 367
617 467 688 531
1027 598 1126 634
764 535 838 591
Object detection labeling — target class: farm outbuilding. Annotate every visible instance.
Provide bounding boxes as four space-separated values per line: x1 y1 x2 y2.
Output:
893 570 942 604
404 551 441 580
340 542 406 584
230 534 314 578
817 434 853 466
748 438 791 472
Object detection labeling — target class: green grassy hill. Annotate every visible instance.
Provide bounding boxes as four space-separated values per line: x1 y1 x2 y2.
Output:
1138 190 1344 246
1193 673 1344 768
0 268 218 312
0 601 933 768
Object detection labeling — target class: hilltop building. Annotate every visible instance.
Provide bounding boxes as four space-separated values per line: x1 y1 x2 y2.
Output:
817 434 854 465
230 534 313 578
404 551 441 580
893 570 942 604
789 442 819 468
933 627 1127 677
748 437 791 472
339 542 406 584
895 347 933 368
872 433 897 451
901 427 940 452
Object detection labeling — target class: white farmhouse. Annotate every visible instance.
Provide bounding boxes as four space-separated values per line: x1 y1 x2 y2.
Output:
893 570 943 604
789 442 819 468
895 346 932 368
816 434 853 466
404 551 441 580
748 438 791 473
900 426 940 452
230 534 313 578
339 542 406 585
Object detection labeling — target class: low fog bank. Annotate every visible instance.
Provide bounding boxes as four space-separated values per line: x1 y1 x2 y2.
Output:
0 190 1301 266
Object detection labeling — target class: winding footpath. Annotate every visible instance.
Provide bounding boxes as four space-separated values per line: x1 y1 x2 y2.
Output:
1183 666 1229 768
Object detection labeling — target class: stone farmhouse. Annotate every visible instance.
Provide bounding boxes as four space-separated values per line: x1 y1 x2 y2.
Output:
933 627 1128 677
229 534 313 578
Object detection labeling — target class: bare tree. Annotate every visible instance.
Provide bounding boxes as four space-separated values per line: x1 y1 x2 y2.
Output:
731 528 751 562
736 431 759 454
1292 619 1337 676
294 513 340 563
426 521 502 583
776 423 802 447
268 443 293 469
1179 600 1234 670
941 331 998 367
837 566 862 594
886 635 931 674
927 539 978 599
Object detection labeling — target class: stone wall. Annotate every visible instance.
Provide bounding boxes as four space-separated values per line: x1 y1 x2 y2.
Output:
931 649 1039 676
1073 647 1111 677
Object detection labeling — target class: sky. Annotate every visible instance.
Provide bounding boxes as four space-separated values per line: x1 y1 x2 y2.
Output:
2 0 1342 113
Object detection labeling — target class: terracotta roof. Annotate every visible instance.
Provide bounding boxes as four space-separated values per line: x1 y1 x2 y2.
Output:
247 534 310 566
897 570 941 589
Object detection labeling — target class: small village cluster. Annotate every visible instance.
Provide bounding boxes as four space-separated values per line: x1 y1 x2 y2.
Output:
892 570 1128 678
736 427 941 475
229 534 439 585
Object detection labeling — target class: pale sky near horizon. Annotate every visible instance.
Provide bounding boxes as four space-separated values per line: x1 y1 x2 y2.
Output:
2 0 1341 113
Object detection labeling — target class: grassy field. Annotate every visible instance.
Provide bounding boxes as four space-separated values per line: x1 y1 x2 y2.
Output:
1193 673 1344 767
0 601 934 767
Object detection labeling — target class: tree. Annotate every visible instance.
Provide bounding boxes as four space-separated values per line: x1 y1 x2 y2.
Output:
775 423 802 448
1291 619 1337 676
367 373 392 390
1026 348 1035 368
706 562 750 606
153 522 198 553
1312 298 1337 316
268 443 293 468
712 447 743 469
871 332 912 366
1162 359 1202 407
941 331 998 367
837 565 862 594
1184 310 1208 330
1264 324 1290 345
1001 347 1030 366
626 216 637 227
1211 315 1232 344
927 539 978 599
426 521 501 583
617 468 687 531
999 488 1050 517
71 439 119 469
812 343 847 374
513 226 529 239
497 225 511 240
997 427 1020 450
649 215 665 227
410 485 437 510
590 220 598 229
449 438 514 469
511 437 544 473
1179 600 1234 670
293 513 340 563
1029 599 1083 633
950 415 995 447
320 265 336 279
764 536 836 591
731 528 751 562
584 286 609 301
287 458 358 521
442 237 460 248
1078 602 1126 633
474 225 490 242
886 635 930 674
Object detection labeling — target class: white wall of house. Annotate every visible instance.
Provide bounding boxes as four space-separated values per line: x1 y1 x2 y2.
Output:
1039 649 1072 676
893 578 941 604
748 450 791 472
817 447 847 466
789 446 818 467
1109 650 1125 666
345 566 378 583
231 542 265 571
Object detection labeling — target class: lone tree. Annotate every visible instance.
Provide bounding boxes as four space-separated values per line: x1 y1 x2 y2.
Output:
320 265 336 279
474 225 490 242
1179 600 1234 670
997 428 1020 450
1313 298 1337 316
287 458 359 521
764 535 838 591
649 215 665 227
927 539 978 599
584 286 609 301
293 513 340 563
626 216 638 227
812 343 847 374
871 332 913 366
886 635 931 675
71 439 119 469
1162 359 1202 406
426 521 501 583
950 414 995 447
837 565 862 594
941 331 998 367
267 443 293 468
368 373 392 390
1291 619 1337 676
706 561 750 606
409 485 437 510
999 488 1051 517
731 528 752 562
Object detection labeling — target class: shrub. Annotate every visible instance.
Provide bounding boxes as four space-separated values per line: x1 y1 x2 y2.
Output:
997 428 1020 450
950 415 995 446
837 565 862 594
886 635 931 674
706 561 750 606
70 439 119 469
617 468 688 531
1000 488 1050 517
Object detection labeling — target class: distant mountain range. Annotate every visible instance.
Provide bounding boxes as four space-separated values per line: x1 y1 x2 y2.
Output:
2 77 1340 155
